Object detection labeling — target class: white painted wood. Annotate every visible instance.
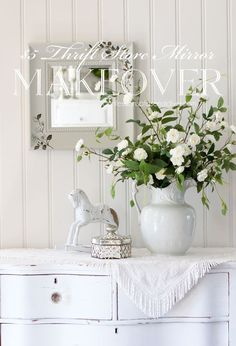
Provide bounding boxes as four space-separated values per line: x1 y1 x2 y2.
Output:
0 0 236 247
167 272 229 317
178 0 205 246
232 1 236 247
23 0 49 247
118 322 228 346
50 151 74 247
49 0 73 42
152 0 177 106
0 0 24 247
1 324 117 346
0 263 236 345
74 0 103 243
126 0 151 246
49 0 75 247
100 0 128 236
204 0 231 246
118 273 229 320
1 275 112 319
229 269 236 345
1 322 228 346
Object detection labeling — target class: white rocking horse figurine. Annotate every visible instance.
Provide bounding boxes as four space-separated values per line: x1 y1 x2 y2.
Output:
66 189 119 251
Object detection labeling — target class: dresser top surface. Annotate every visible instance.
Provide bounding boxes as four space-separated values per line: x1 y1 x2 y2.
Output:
0 247 234 275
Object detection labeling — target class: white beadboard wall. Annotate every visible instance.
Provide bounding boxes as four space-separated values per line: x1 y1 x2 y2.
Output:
0 0 236 248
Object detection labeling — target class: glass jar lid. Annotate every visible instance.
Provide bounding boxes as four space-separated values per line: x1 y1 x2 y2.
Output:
91 225 132 246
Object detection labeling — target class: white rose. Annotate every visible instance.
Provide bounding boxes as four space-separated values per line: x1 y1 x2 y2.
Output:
179 143 191 156
106 164 113 174
155 168 166 180
170 145 185 158
215 112 224 123
205 134 215 143
110 74 118 82
149 111 159 121
188 133 200 147
197 169 208 182
176 166 184 174
170 155 184 166
123 92 133 105
205 121 217 131
117 139 129 151
230 125 236 134
94 81 101 91
137 133 143 141
121 148 132 157
133 148 148 161
75 139 84 153
166 129 180 143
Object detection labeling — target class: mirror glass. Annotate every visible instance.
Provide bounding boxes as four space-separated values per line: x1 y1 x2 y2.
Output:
48 63 113 128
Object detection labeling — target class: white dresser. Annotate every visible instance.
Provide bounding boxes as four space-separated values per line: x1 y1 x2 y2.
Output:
0 263 235 346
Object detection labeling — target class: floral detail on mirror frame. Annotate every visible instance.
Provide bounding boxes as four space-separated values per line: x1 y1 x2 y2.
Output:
32 114 53 150
89 41 133 108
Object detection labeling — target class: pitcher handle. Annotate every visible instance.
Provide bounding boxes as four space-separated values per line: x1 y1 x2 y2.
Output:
132 181 141 216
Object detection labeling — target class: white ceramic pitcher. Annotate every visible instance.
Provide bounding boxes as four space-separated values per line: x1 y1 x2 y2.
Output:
132 180 196 255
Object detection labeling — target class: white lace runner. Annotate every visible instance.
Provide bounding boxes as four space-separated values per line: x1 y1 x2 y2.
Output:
0 247 235 318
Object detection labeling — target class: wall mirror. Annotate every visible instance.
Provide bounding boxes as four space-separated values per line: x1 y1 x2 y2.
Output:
29 42 134 149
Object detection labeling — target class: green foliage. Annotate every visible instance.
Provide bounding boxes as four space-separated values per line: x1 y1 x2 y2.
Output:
111 184 116 199
76 78 236 215
130 200 135 207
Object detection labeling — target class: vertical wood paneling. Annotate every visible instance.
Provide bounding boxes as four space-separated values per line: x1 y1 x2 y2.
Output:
75 0 99 41
50 151 74 247
126 0 151 246
49 0 73 41
49 0 74 247
178 0 205 247
231 0 236 246
100 0 124 41
152 0 177 105
23 0 49 247
0 0 235 248
74 0 102 244
205 0 230 246
0 0 24 247
100 0 128 236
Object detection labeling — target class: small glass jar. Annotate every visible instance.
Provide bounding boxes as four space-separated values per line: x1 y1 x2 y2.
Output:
91 226 132 259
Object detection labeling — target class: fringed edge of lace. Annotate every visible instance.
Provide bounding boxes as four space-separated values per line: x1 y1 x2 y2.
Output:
112 259 229 319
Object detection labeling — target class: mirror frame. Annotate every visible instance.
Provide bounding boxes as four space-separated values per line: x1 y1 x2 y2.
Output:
29 42 134 150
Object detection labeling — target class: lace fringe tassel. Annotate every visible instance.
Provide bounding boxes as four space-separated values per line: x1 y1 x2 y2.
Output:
112 260 228 319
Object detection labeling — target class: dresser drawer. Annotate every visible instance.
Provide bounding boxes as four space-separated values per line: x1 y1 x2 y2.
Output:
1 322 228 346
1 274 112 319
1 324 115 346
118 273 229 319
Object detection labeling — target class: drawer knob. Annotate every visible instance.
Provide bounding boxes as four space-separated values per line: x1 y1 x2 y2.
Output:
51 292 62 303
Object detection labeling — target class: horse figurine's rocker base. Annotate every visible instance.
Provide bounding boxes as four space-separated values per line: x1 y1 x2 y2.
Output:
66 189 119 252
